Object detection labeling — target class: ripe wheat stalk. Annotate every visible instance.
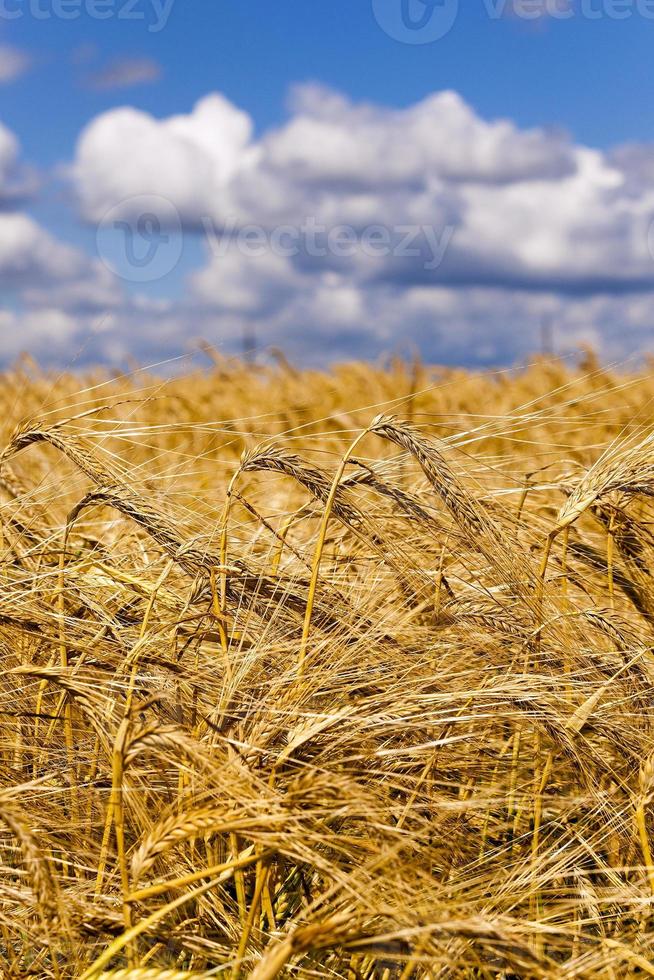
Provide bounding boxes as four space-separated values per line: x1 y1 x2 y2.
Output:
2 353 654 977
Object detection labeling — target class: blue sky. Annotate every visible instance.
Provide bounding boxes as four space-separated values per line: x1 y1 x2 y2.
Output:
2 0 654 366
4 1 654 153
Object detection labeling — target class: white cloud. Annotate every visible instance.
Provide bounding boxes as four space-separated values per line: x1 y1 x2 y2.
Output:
267 85 575 186
0 307 85 363
69 85 654 293
4 84 654 367
0 123 19 186
0 212 96 285
0 122 38 204
109 281 654 368
0 210 124 351
73 94 254 225
0 119 124 363
21 271 124 315
192 246 303 315
71 87 577 232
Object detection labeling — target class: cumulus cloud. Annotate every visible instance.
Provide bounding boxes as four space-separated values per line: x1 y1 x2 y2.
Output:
192 246 303 315
0 114 128 366
269 84 575 186
87 56 163 91
69 85 654 292
48 281 650 369
72 93 254 225
6 84 654 367
0 122 38 205
0 212 112 289
71 87 576 227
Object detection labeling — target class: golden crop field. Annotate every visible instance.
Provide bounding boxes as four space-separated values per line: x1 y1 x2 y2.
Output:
4 350 654 978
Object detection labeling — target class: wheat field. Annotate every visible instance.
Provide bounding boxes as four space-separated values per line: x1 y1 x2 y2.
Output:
4 350 654 977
